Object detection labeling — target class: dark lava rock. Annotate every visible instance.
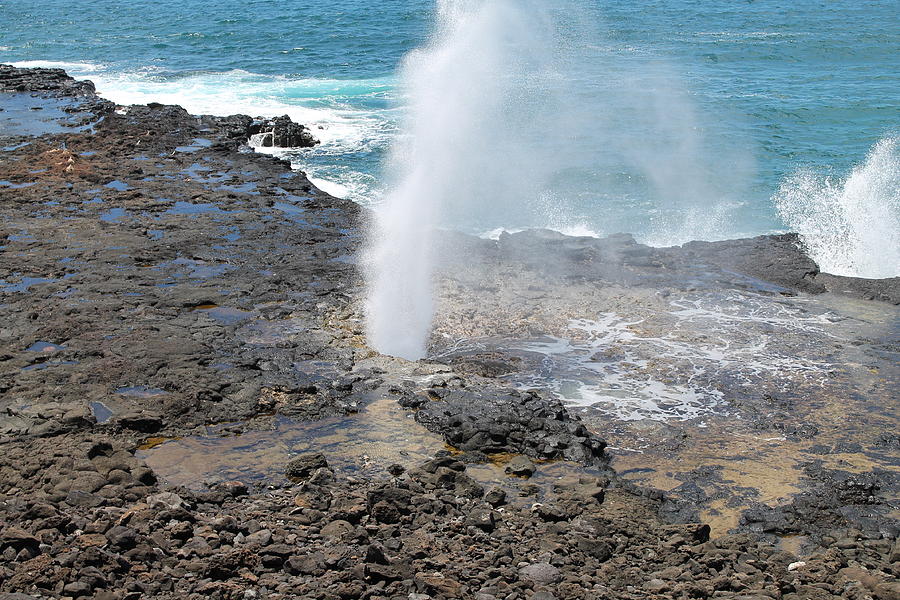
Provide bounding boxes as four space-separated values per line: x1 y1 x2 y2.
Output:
364 543 390 565
576 537 613 561
484 487 507 507
815 272 900 305
214 113 254 140
0 526 39 551
367 487 413 524
104 525 138 550
285 453 330 480
0 63 97 96
677 233 826 294
415 388 607 465
739 464 899 539
465 508 497 532
117 412 163 433
250 115 319 148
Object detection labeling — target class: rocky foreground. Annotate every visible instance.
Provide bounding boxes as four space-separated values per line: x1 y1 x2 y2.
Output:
1 65 898 599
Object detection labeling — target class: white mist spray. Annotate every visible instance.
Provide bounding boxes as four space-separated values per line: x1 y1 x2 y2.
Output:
364 0 560 359
775 136 899 279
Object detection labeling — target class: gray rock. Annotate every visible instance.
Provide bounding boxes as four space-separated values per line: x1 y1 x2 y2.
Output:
146 491 188 511
484 487 507 506
105 525 138 550
245 528 272 546
62 581 92 597
519 562 561 584
505 456 535 478
466 508 497 532
65 490 104 508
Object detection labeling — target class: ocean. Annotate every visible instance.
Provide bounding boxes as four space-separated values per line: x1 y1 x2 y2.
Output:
2 0 897 276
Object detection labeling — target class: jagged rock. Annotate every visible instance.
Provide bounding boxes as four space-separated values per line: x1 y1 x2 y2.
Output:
415 388 607 465
484 487 507 506
249 115 319 148
465 508 496 532
146 492 188 511
0 63 97 96
0 527 39 551
117 412 163 433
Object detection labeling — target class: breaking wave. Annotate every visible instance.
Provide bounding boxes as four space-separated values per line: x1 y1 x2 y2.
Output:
775 136 899 278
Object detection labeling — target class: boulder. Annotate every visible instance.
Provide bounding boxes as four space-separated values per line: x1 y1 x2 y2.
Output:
285 453 330 480
249 115 319 148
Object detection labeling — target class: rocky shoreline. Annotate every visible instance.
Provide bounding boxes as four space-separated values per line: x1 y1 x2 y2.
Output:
1 65 898 599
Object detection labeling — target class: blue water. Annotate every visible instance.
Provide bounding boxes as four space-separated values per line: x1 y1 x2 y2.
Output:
2 0 897 246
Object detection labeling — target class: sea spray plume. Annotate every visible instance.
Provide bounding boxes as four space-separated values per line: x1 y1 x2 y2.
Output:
363 0 759 359
613 62 756 247
775 136 899 278
364 0 559 359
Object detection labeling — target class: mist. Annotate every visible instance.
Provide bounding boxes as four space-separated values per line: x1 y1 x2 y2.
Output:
364 0 757 360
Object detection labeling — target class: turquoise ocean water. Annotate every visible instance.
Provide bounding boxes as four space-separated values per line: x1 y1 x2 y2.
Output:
2 0 897 268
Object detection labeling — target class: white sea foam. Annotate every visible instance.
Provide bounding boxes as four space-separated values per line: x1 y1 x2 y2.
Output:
11 60 106 72
306 176 350 199
478 227 525 240
493 291 836 422
774 136 899 278
478 224 600 241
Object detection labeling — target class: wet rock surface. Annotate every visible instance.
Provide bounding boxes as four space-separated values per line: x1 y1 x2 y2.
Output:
430 222 900 540
1 65 898 598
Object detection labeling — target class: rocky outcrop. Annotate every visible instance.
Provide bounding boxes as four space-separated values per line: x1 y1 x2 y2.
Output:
213 113 320 148
249 115 319 148
676 233 826 294
0 64 98 96
815 272 900 305
445 227 900 303
2 63 898 600
414 388 608 465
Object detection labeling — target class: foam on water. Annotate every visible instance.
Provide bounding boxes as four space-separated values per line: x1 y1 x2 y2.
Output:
479 291 839 422
306 176 351 199
774 137 900 279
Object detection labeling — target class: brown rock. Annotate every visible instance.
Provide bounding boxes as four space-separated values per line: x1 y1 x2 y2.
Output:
417 573 463 597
